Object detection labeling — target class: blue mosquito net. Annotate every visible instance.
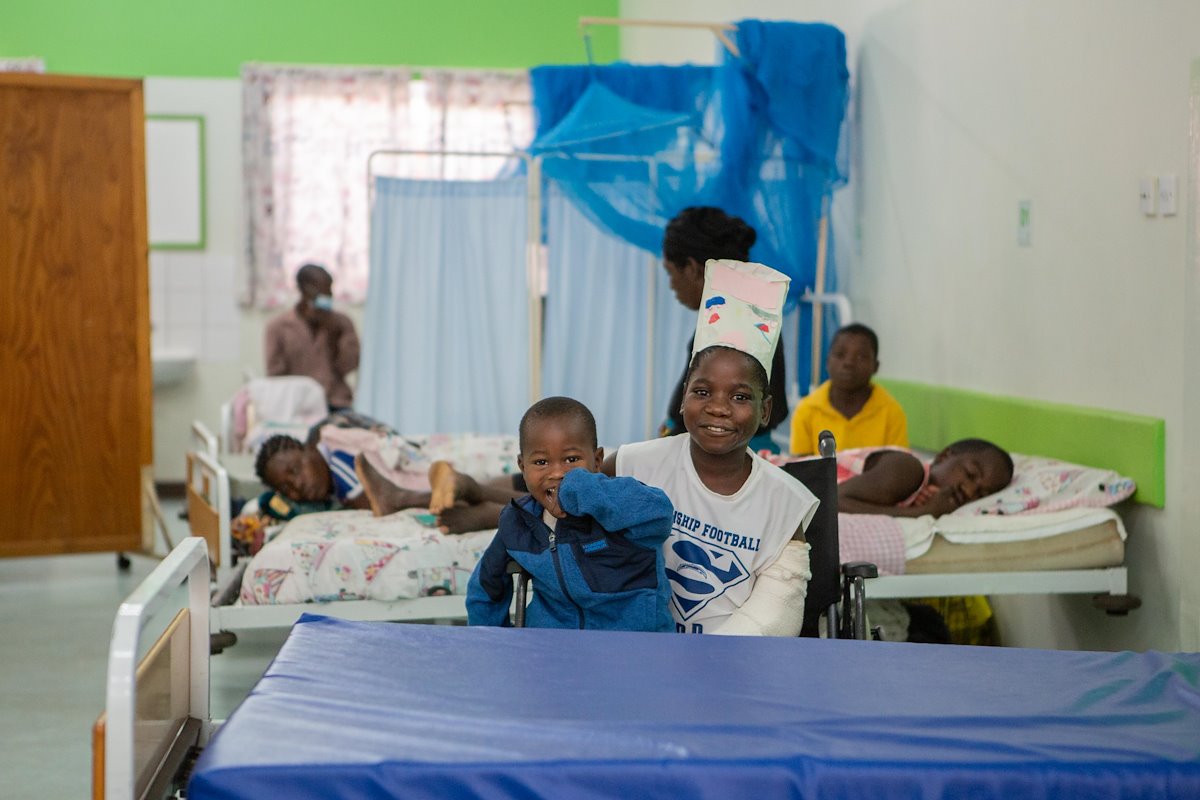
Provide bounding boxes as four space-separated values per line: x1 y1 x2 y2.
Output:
528 20 849 311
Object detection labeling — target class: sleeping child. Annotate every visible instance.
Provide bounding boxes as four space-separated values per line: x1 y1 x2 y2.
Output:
835 439 1015 645
467 396 675 631
836 439 1015 518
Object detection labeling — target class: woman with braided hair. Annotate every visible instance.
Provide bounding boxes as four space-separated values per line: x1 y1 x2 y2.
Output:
661 207 789 452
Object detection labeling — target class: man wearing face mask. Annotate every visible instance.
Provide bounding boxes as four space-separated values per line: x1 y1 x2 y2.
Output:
264 263 361 412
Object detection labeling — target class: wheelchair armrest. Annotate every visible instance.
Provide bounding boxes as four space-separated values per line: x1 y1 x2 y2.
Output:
842 561 879 580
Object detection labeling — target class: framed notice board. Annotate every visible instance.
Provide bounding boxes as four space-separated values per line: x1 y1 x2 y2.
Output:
146 114 206 249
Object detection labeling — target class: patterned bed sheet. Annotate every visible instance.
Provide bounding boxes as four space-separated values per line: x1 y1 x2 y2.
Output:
240 510 496 605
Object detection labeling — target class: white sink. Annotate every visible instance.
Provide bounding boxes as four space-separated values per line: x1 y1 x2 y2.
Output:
152 347 195 388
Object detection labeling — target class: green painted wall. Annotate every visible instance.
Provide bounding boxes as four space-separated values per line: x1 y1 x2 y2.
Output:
1 0 619 77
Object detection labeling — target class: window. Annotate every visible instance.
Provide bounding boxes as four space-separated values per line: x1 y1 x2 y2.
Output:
242 64 531 308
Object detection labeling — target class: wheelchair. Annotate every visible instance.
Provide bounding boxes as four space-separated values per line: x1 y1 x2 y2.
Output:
781 430 877 639
507 430 875 638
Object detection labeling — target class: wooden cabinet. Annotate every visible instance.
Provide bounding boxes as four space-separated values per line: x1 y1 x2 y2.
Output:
0 74 151 556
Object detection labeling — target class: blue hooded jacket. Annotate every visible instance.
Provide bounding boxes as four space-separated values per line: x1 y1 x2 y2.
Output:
467 469 674 632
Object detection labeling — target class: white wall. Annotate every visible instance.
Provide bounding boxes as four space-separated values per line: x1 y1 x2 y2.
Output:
144 78 364 483
145 78 244 484
623 0 1200 652
1182 58 1200 653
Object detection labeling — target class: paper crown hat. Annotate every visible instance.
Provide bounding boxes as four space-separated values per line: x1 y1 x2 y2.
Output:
691 259 790 379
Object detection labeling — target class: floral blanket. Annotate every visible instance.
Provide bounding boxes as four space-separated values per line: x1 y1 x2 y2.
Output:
239 510 495 605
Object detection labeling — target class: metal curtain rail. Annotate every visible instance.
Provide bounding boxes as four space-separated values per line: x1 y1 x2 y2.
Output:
577 17 741 58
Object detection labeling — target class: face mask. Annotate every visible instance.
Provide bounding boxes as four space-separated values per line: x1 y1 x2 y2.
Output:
313 294 334 311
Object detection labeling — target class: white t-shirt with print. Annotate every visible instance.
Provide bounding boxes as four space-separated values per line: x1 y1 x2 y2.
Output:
616 434 818 634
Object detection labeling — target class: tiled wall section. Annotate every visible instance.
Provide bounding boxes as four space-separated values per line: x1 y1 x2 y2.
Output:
150 250 241 362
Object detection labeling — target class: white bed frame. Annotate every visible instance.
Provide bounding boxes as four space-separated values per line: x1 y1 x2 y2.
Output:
97 537 212 800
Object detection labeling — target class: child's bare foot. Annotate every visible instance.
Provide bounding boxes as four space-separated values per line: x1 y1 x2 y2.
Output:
438 502 504 534
428 461 485 514
356 454 431 517
428 461 457 514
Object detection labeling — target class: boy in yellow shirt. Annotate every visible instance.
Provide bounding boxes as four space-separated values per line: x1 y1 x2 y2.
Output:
789 323 908 456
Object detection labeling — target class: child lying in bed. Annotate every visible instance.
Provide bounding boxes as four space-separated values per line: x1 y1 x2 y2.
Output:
254 434 376 520
837 439 1014 518
254 426 519 523
467 397 675 631
836 440 1014 646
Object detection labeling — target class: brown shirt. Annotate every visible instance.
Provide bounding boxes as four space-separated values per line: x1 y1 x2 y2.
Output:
264 308 360 408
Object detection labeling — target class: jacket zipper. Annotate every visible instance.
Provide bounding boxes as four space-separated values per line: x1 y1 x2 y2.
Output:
548 529 585 629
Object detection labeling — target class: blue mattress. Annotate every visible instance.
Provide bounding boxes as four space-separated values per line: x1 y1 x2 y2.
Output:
190 614 1200 799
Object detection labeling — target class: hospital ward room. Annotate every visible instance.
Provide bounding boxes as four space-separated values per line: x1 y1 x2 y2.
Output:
4 1 1200 798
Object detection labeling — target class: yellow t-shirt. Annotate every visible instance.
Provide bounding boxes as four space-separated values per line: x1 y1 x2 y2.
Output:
789 381 909 456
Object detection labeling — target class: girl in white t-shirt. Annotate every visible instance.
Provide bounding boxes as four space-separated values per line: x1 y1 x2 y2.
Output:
605 345 818 636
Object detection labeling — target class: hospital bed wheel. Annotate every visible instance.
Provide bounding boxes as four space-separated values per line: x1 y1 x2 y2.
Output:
116 552 132 571
1091 593 1142 616
210 630 238 655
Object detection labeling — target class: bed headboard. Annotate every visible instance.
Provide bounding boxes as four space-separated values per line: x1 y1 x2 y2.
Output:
877 379 1166 508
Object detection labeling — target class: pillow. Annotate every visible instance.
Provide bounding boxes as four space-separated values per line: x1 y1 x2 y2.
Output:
954 453 1136 516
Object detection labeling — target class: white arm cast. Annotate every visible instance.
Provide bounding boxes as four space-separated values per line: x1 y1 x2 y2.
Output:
711 541 812 637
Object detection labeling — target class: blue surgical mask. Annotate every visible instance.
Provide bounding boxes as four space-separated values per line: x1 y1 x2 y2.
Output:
313 294 334 311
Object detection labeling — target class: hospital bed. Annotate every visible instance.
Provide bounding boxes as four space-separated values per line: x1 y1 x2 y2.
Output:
97 546 1200 800
190 392 495 643
187 448 471 641
852 379 1162 610
100 534 1200 800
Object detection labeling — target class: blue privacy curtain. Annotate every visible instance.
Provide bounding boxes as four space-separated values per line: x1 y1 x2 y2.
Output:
543 185 693 447
359 176 529 435
528 21 849 392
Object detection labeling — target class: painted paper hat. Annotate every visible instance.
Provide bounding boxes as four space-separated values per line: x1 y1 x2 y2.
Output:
692 259 790 379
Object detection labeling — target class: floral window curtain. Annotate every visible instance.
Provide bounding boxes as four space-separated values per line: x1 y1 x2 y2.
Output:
242 64 532 309
428 69 533 178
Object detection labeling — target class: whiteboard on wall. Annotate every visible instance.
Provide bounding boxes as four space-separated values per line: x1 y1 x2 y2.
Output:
146 115 206 249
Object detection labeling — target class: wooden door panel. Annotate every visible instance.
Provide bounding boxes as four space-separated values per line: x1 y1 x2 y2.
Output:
0 75 150 555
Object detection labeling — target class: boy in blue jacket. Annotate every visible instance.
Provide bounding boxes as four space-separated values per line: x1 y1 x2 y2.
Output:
467 396 674 632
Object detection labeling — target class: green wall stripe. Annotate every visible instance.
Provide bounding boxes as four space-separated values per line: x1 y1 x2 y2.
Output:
878 379 1166 508
1 1 619 78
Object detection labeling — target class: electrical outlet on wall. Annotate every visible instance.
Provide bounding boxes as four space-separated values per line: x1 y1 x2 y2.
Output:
1017 199 1032 247
1159 174 1178 216
1140 177 1158 215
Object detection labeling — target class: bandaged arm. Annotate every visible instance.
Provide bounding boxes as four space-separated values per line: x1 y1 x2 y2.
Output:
711 540 812 637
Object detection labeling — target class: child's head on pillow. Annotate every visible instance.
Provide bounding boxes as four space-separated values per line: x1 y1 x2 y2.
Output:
930 439 1014 507
255 434 333 503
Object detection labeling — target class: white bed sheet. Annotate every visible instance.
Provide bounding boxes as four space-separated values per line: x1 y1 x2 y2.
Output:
898 507 1127 560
